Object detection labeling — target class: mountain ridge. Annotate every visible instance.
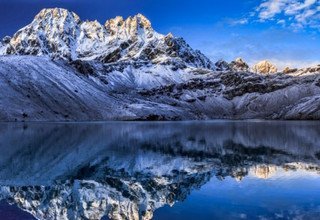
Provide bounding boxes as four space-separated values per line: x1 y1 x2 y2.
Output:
0 8 318 74
0 8 320 121
0 8 215 70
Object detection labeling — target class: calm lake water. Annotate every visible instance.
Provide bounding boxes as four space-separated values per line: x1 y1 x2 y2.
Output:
0 121 319 220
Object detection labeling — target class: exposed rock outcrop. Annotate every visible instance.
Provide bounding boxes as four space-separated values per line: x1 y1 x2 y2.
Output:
1 36 11 44
215 59 230 71
229 58 250 72
283 67 298 74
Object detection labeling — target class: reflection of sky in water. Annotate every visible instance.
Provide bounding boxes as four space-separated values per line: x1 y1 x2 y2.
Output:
155 170 320 220
0 121 319 220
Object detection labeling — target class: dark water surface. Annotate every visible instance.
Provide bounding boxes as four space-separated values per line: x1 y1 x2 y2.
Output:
0 121 319 220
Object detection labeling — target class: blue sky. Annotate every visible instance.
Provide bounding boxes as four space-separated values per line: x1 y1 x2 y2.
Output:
0 0 319 68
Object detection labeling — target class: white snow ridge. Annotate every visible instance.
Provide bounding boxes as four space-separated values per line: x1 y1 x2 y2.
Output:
0 8 320 121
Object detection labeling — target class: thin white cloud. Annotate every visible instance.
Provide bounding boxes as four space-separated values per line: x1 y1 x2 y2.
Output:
254 0 320 29
285 0 316 15
227 18 249 25
257 0 287 20
277 19 286 24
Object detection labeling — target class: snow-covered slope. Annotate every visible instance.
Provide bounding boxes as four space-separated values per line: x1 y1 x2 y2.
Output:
1 55 320 121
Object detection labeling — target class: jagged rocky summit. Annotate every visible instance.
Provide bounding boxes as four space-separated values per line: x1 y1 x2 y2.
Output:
0 8 320 121
215 58 249 72
0 8 213 69
252 60 278 74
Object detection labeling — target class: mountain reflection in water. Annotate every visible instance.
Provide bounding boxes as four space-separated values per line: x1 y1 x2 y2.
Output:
0 121 319 220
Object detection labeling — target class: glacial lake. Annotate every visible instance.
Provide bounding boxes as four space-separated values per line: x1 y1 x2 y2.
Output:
0 121 319 220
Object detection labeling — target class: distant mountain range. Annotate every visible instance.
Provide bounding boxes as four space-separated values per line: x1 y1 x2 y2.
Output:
0 8 320 121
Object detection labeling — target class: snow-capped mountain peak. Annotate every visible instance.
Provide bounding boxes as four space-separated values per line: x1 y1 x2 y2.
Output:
105 13 154 40
0 8 214 69
252 60 278 74
34 8 81 24
5 8 81 59
106 13 152 28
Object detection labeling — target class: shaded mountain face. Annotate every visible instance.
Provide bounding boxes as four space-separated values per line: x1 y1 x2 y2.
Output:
0 122 319 220
0 8 214 70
